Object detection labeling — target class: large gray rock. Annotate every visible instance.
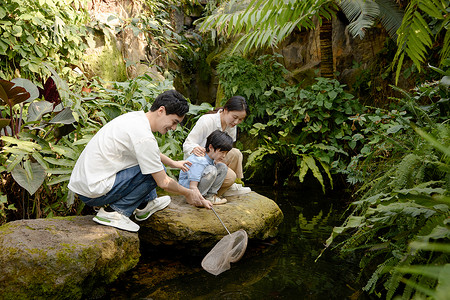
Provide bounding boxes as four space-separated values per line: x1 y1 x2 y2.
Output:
139 192 284 249
0 216 140 299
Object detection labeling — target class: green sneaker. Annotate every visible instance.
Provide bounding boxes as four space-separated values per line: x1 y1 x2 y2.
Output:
135 196 171 221
93 208 140 232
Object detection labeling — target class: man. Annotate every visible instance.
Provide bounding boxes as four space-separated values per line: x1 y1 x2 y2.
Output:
68 90 212 232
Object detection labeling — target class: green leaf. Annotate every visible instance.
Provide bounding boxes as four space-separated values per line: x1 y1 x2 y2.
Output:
11 162 46 195
1 136 42 152
6 154 25 173
27 101 54 122
43 157 75 167
50 144 78 160
0 7 6 19
11 78 39 102
11 25 23 37
49 107 76 124
47 174 71 186
46 168 73 175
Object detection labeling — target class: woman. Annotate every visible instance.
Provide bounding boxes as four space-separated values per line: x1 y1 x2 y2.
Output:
183 96 251 197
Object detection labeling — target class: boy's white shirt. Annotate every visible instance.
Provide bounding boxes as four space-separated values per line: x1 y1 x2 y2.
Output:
182 110 236 159
68 111 164 198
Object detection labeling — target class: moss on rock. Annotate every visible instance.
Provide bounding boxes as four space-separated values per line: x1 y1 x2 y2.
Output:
0 216 140 299
83 29 127 82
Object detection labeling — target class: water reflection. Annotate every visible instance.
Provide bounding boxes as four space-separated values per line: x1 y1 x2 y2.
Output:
106 186 362 299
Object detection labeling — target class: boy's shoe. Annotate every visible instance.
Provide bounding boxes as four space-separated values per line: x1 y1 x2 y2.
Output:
135 196 171 221
93 207 140 232
205 195 227 205
223 183 251 197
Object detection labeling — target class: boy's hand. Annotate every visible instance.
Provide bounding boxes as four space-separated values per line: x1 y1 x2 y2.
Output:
173 160 192 172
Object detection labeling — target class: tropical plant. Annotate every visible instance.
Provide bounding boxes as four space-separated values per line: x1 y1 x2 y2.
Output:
197 0 336 54
0 69 85 221
100 0 184 72
245 77 363 191
196 0 404 77
216 54 287 128
392 0 450 83
318 77 450 298
0 0 89 80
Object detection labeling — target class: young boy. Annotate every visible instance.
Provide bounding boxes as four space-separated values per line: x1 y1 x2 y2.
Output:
68 90 212 232
179 130 233 205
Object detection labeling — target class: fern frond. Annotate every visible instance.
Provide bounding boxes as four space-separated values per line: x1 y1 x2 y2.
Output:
384 253 417 300
389 153 422 189
364 257 398 293
393 0 447 83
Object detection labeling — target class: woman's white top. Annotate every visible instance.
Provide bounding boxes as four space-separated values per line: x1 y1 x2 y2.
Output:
183 110 237 159
68 111 164 198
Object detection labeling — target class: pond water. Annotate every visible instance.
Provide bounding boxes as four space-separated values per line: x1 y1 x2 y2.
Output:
104 185 365 299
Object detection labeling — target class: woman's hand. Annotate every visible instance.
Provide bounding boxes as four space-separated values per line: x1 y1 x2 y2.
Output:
173 160 192 172
192 146 206 157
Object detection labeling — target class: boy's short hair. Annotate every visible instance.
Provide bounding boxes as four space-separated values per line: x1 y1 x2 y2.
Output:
205 130 233 152
150 90 189 117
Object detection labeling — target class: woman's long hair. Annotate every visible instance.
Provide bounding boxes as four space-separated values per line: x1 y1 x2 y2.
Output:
210 96 249 115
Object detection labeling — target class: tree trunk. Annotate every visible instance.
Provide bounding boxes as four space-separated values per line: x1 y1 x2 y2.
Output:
319 17 334 78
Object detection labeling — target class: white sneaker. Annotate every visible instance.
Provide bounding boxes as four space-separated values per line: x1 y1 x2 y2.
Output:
93 207 140 232
135 196 171 221
222 183 251 197
205 195 227 205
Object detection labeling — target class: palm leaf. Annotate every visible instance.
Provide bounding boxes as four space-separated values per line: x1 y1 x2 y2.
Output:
393 0 447 83
340 0 379 39
197 0 335 54
375 0 404 40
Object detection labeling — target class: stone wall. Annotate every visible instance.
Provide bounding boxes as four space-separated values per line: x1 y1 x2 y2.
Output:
84 0 163 81
83 1 389 99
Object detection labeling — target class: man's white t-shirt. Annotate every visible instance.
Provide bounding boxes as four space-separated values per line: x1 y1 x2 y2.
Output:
68 111 164 198
182 110 236 159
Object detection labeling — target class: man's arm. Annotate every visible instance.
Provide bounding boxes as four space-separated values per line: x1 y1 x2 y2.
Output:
160 153 191 172
151 170 212 209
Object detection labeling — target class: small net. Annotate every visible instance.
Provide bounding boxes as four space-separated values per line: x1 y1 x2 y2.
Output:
201 229 248 275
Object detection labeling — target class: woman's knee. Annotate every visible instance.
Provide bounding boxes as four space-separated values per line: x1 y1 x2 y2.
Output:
222 167 237 187
226 148 243 161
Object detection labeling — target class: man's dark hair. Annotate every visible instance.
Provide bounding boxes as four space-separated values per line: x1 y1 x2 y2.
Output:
205 130 233 153
150 90 189 117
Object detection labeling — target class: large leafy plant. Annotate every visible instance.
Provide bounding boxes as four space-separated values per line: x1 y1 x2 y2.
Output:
0 70 83 221
318 77 450 298
0 0 89 80
216 54 287 129
393 0 449 83
246 78 362 191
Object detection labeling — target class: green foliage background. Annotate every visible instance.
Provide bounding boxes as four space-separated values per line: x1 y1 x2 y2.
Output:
0 0 89 81
0 0 449 299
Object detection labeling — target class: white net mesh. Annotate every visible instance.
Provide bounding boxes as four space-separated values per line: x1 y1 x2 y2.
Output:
201 229 248 275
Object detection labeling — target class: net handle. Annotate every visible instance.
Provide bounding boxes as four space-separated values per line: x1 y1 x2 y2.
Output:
211 206 231 236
